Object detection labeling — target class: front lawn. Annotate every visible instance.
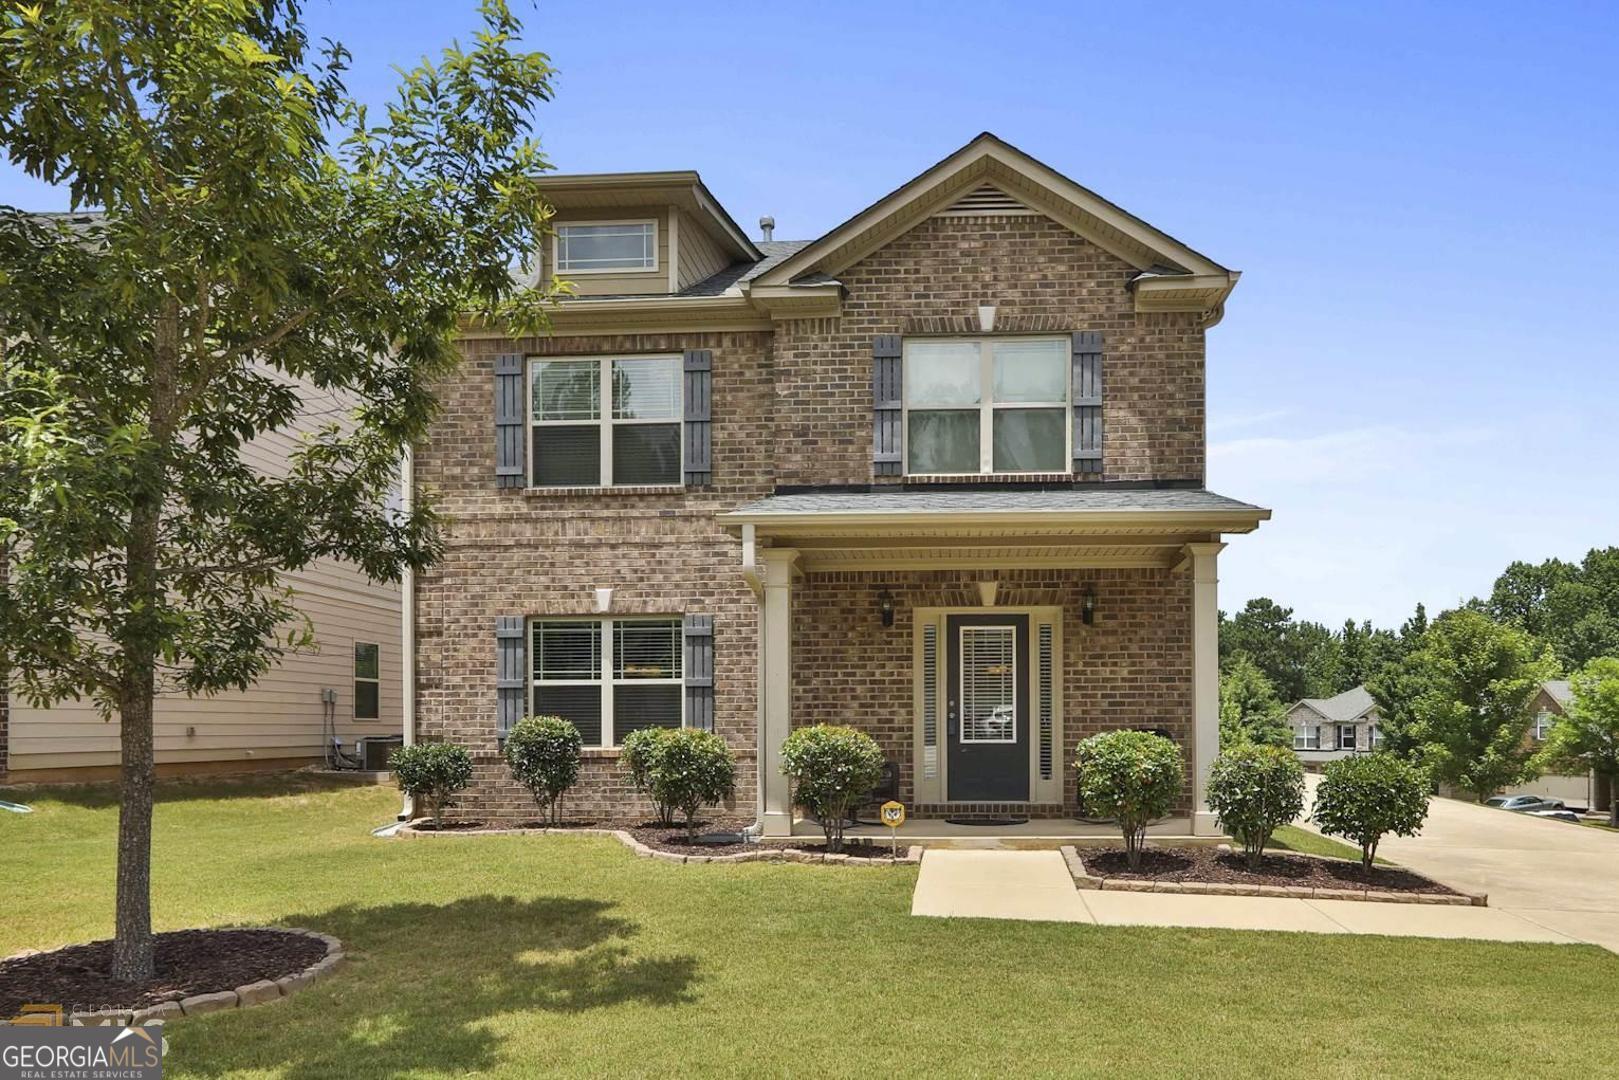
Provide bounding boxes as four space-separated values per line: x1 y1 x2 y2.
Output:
4 776 1616 1078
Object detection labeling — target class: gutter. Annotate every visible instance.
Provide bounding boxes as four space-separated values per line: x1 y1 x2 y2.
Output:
398 444 415 823
717 507 1271 534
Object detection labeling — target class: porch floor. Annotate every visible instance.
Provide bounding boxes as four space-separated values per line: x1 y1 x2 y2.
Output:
790 816 1202 845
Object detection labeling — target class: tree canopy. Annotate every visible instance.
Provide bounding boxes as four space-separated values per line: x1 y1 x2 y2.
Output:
1535 657 1619 825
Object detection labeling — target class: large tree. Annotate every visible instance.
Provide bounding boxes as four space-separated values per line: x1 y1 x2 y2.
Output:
1371 610 1556 802
0 0 557 981
1535 657 1619 827
1218 652 1288 749
1482 549 1619 669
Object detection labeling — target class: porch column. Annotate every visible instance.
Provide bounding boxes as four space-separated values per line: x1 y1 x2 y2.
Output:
1187 542 1225 835
758 548 798 837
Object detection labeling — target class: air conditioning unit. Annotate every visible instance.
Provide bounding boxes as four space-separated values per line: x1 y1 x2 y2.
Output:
359 735 404 772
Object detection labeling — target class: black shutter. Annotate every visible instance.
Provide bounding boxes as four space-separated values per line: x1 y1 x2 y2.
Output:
496 616 527 739
873 335 902 476
683 349 712 485
494 354 526 488
683 614 714 732
1072 331 1103 476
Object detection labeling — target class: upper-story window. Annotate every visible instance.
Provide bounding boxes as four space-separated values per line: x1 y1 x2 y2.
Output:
530 355 683 487
554 221 657 273
1534 710 1554 741
904 337 1070 475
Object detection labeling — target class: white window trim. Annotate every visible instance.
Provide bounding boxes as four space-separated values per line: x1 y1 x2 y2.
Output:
528 354 684 487
529 616 685 748
353 641 380 721
1534 711 1553 741
1338 724 1358 751
551 218 659 275
901 335 1072 476
958 623 1019 745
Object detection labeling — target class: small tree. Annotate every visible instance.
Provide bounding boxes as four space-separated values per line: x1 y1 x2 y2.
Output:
1311 753 1429 870
1206 743 1305 868
646 729 736 840
391 743 473 829
780 725 885 853
1219 654 1289 749
1073 730 1183 869
620 726 677 826
1536 657 1619 827
504 716 582 825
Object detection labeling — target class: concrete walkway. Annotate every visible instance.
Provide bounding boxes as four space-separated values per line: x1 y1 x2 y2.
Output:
910 850 1580 943
1298 774 1619 952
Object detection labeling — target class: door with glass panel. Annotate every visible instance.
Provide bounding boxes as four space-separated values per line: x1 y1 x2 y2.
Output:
945 614 1030 801
905 337 1069 475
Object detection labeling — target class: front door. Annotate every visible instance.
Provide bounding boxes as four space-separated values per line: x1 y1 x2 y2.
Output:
946 614 1030 801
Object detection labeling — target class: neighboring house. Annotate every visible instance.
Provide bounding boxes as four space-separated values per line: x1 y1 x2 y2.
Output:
0 379 403 783
1286 685 1383 766
1498 679 1611 811
411 132 1268 834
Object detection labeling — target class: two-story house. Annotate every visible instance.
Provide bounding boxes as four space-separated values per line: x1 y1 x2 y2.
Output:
410 133 1269 835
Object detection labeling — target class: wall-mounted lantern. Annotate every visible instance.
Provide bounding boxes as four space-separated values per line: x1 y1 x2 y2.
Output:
877 588 896 628
1081 586 1097 626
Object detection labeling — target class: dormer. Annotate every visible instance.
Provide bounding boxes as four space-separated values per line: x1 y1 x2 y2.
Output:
533 171 761 298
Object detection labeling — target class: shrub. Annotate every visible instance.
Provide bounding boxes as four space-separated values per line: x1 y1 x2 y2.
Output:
1206 743 1306 869
1311 752 1430 870
780 725 885 853
390 742 472 828
646 728 736 839
1073 730 1183 869
620 726 678 826
504 716 583 825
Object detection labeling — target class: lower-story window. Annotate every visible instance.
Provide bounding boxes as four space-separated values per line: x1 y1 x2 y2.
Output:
1338 724 1357 751
530 617 683 746
1295 725 1319 750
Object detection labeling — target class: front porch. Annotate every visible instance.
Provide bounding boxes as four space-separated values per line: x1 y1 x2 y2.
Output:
719 489 1269 838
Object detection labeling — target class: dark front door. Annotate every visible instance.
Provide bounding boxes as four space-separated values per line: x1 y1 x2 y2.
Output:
946 613 1030 801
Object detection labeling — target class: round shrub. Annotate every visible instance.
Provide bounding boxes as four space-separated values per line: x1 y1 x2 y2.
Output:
390 741 473 828
504 715 583 825
620 726 678 826
1311 752 1430 869
646 728 736 839
1074 730 1183 869
780 724 885 853
1206 743 1306 869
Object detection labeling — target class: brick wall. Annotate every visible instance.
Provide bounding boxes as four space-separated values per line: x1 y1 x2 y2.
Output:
792 567 1194 817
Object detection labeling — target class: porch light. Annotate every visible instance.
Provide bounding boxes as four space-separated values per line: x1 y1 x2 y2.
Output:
1081 586 1097 625
877 588 896 628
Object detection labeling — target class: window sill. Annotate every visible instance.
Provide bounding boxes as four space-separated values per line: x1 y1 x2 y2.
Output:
581 747 623 759
900 472 1081 485
522 484 687 497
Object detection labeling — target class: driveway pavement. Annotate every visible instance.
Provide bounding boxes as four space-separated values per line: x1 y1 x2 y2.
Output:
1299 774 1619 952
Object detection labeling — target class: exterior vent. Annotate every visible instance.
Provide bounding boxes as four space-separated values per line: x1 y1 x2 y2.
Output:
936 183 1034 217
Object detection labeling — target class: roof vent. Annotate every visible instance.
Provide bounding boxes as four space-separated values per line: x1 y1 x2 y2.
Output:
759 215 775 242
936 183 1034 218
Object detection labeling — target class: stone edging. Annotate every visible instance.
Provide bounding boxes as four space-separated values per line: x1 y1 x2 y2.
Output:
1059 846 1487 906
6 928 347 1026
392 823 922 866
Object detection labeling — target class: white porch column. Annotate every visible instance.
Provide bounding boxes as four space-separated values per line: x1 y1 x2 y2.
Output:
1187 542 1226 836
758 548 798 837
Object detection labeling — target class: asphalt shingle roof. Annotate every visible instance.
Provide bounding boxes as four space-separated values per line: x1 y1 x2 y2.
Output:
1292 685 1378 724
1543 680 1573 706
728 488 1265 517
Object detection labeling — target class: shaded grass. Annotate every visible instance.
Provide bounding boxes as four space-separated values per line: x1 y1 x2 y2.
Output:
1268 823 1388 863
4 778 1617 1078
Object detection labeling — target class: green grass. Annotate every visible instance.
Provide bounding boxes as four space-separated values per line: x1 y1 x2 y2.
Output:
4 776 1618 1078
1269 823 1386 863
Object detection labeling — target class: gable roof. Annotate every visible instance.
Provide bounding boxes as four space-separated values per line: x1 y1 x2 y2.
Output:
1542 680 1573 707
1287 685 1378 725
748 132 1238 315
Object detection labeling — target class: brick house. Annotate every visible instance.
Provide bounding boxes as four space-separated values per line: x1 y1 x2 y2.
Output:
1286 685 1384 767
410 133 1269 834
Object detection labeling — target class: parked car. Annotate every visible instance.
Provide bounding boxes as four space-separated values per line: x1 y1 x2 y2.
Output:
1527 808 1582 824
1484 795 1566 812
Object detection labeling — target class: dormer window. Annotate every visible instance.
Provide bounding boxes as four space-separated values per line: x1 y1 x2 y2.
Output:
904 336 1070 475
554 220 657 273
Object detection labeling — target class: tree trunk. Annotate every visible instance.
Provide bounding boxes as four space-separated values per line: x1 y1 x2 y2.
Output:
112 682 156 983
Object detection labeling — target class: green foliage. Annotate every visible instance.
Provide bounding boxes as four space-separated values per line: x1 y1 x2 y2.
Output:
1371 610 1556 802
1535 657 1619 826
1311 753 1430 869
645 729 736 839
780 724 885 853
1483 549 1619 670
1206 743 1306 868
1218 653 1288 749
504 716 583 825
1073 730 1183 869
619 726 678 826
391 742 473 828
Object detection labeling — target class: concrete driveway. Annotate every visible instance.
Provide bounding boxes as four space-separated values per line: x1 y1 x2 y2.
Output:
1301 775 1619 952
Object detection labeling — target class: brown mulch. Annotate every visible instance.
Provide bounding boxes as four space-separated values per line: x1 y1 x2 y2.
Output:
0 929 326 1017
1082 845 1459 895
409 818 601 831
407 817 905 860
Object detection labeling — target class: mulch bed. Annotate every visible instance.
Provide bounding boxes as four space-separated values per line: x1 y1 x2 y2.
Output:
403 817 907 861
1082 845 1459 896
0 929 325 1017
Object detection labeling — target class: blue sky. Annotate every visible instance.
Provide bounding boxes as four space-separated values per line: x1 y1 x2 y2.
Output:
5 1 1616 628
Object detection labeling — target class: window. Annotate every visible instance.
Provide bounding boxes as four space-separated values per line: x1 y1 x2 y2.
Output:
554 221 657 273
1295 725 1320 750
1338 724 1357 752
1534 711 1554 741
353 642 380 720
530 355 682 486
1371 724 1385 750
530 617 683 747
904 337 1069 475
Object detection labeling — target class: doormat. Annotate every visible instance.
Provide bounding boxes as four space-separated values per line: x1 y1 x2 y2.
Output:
943 816 1030 827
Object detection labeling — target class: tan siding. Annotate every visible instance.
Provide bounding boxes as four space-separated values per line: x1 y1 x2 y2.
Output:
546 207 670 297
675 211 729 290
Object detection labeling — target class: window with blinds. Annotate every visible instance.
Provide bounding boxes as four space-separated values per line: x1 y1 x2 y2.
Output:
960 625 1017 744
532 617 682 746
530 355 682 486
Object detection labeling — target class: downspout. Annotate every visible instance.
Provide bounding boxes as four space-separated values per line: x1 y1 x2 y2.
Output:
398 443 416 822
